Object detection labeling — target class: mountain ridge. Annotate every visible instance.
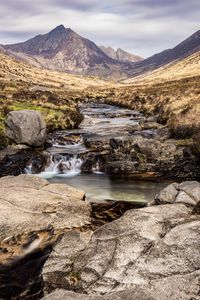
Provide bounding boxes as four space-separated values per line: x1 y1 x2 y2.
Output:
99 46 143 63
2 26 200 79
128 29 200 77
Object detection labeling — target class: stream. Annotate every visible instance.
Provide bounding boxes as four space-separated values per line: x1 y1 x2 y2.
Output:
26 103 168 203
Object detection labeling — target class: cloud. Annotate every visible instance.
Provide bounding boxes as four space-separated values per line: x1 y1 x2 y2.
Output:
0 0 199 57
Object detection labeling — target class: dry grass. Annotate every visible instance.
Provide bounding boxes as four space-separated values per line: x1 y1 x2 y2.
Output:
0 50 200 147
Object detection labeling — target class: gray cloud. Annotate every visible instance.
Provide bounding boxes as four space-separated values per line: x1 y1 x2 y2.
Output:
0 0 199 57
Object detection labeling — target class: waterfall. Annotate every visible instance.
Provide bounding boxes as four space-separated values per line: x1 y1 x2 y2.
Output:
25 154 83 179
92 160 105 175
25 163 33 175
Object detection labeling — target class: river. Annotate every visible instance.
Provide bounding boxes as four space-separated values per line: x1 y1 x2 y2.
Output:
26 103 168 203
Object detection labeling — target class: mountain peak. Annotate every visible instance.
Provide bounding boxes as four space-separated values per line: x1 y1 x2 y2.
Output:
50 25 74 34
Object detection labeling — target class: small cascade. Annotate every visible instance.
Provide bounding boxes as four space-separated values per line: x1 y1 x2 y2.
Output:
92 160 105 175
25 163 33 175
26 154 83 179
56 155 83 178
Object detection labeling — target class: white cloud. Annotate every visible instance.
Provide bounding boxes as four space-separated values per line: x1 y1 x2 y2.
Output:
0 0 199 57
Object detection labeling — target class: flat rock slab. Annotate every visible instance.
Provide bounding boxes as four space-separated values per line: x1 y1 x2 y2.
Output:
0 174 91 241
43 203 200 300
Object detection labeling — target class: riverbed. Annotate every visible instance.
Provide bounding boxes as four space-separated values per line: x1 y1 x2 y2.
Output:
28 103 168 203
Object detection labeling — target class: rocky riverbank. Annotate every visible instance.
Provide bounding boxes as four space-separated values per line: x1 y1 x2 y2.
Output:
0 103 200 181
0 175 199 299
45 103 200 181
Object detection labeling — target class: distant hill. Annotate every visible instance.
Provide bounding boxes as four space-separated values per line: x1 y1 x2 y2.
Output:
127 29 200 77
125 50 200 84
99 46 143 63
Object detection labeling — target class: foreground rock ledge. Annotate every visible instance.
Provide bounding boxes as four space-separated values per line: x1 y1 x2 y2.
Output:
0 174 91 299
43 198 200 300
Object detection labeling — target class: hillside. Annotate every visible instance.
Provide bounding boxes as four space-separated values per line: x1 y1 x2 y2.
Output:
127 29 200 77
0 51 108 90
125 50 200 84
0 51 109 143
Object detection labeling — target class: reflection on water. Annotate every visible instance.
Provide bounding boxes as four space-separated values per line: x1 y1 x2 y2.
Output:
49 173 168 203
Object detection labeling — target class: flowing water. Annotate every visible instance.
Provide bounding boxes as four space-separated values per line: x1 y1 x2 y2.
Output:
26 103 168 203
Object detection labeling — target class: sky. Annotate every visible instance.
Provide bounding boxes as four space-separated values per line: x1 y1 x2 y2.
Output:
0 0 199 58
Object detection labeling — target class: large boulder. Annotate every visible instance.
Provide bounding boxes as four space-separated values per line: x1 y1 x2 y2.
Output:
5 110 47 147
0 175 91 299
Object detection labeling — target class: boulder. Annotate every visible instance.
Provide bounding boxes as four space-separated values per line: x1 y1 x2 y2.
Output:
5 110 47 147
155 181 200 206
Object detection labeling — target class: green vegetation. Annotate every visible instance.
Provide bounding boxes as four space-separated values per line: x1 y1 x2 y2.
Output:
0 89 83 149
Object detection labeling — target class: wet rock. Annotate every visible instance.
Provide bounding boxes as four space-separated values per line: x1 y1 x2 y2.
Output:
106 160 138 174
0 145 48 177
155 181 200 206
5 110 47 147
0 231 57 300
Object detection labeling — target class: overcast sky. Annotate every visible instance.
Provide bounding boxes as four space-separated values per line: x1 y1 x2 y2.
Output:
0 0 199 57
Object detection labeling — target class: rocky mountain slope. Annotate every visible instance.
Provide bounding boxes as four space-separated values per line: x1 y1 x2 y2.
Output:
3 25 131 79
99 46 143 62
127 29 200 77
125 50 200 84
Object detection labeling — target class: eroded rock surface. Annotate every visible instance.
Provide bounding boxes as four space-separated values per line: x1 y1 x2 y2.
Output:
0 175 91 300
0 175 90 240
43 201 200 300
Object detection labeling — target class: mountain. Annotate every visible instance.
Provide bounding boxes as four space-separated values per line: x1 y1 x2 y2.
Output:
125 50 200 84
127 29 200 77
4 25 131 79
99 46 143 63
3 26 200 80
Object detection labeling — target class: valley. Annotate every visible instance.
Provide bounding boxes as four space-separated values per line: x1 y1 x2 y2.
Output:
0 23 200 300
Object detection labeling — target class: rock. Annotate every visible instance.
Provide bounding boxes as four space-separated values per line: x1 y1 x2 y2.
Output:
0 230 57 300
0 145 47 177
0 175 91 299
5 110 47 147
193 201 200 214
43 230 93 293
42 204 200 300
0 175 90 240
179 181 200 203
154 183 179 204
175 191 196 206
42 289 155 300
155 181 200 206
